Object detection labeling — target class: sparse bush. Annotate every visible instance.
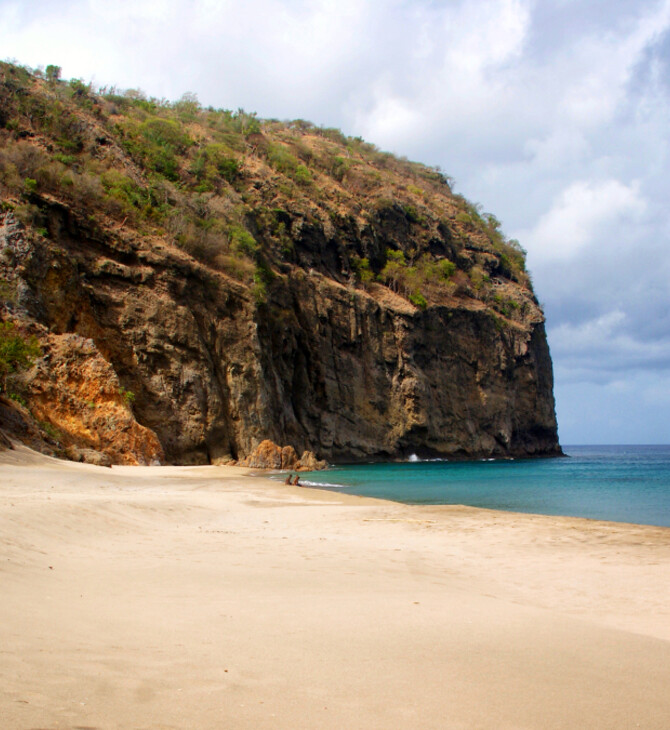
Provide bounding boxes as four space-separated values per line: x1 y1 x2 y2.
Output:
409 291 427 309
173 92 200 120
229 225 258 258
318 127 348 145
101 170 145 217
330 156 350 182
215 254 255 282
118 386 135 405
45 64 61 84
437 259 456 280
190 144 239 191
229 109 261 135
267 144 300 176
351 255 374 284
13 202 43 228
252 271 267 304
468 266 487 290
294 165 312 185
0 321 40 391
380 249 407 293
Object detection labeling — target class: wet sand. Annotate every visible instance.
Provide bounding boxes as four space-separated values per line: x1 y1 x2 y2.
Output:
1 443 669 729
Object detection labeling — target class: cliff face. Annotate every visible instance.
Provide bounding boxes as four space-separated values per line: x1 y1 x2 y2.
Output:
254 272 558 460
1 204 559 463
0 62 561 464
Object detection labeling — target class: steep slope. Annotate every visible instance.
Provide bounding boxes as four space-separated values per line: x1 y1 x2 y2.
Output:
0 62 561 464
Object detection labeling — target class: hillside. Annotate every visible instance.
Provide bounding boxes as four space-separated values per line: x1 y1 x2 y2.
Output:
0 61 561 464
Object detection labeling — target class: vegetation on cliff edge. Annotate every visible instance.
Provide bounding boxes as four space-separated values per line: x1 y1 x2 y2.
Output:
0 60 533 321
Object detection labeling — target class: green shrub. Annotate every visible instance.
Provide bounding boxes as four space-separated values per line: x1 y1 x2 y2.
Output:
267 144 299 175
118 386 135 405
8 391 28 407
40 420 62 441
351 255 374 283
380 249 407 293
68 79 93 109
117 118 193 181
437 259 456 280
294 165 312 185
229 225 258 258
252 271 267 304
499 239 526 273
45 65 61 83
331 156 350 182
0 321 40 391
190 144 239 190
53 153 76 166
403 204 421 224
409 291 427 309
101 170 145 214
172 92 200 120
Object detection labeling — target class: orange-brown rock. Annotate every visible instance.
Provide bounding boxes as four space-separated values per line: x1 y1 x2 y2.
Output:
239 439 327 470
296 451 328 471
281 445 299 469
24 331 163 466
240 439 284 469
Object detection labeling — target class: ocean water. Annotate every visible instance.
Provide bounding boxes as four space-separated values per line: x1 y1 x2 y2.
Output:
296 445 670 527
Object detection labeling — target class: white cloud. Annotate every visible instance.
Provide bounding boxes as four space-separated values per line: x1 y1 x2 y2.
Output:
521 179 646 262
523 129 590 172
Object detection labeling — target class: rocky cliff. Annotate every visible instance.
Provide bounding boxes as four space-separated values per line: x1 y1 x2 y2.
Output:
0 62 561 465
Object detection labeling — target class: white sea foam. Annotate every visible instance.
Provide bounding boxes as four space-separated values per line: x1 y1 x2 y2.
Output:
300 480 348 489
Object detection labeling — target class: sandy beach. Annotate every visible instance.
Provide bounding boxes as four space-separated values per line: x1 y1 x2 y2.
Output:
1 444 669 729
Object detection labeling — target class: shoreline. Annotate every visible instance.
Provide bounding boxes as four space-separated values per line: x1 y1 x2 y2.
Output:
274 471 670 531
284 444 670 529
2 444 669 729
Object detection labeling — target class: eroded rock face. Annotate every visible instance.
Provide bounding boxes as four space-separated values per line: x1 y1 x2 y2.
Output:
252 273 560 461
0 206 560 465
25 331 164 466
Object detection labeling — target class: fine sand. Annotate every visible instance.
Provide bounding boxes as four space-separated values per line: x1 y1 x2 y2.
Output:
1 444 669 730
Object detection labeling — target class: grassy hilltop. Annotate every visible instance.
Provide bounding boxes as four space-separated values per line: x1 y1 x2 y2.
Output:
0 61 529 315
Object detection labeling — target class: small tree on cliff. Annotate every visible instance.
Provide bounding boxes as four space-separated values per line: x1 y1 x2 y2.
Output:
45 65 61 84
380 249 408 294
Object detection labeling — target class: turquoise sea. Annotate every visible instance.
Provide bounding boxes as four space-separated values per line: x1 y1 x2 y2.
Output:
296 445 670 528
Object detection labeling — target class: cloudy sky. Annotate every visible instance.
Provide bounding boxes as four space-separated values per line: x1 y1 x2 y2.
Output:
2 0 670 444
